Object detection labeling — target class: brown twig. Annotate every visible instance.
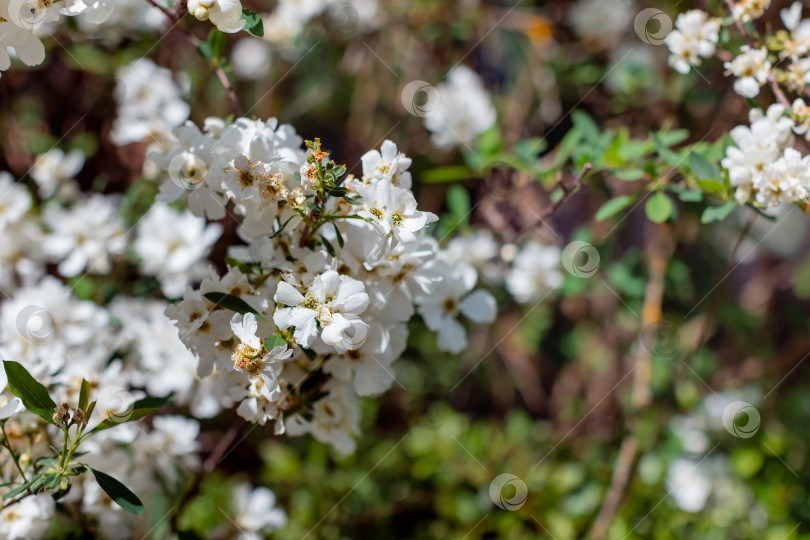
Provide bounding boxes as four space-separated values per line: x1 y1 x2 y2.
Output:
518 163 591 239
143 0 245 116
589 224 674 539
168 418 246 530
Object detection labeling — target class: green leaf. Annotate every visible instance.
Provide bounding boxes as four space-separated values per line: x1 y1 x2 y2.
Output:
645 192 673 223
571 110 600 143
224 257 255 274
476 126 502 156
241 8 264 37
677 189 703 202
689 152 723 181
88 395 174 435
203 293 268 323
3 479 33 499
89 468 144 515
701 200 737 224
320 235 336 257
79 379 90 412
196 42 213 61
595 194 637 222
332 223 344 248
446 185 470 219
613 169 645 181
263 335 288 352
29 474 50 494
208 29 226 59
3 361 56 425
695 178 726 198
515 137 546 160
421 166 475 184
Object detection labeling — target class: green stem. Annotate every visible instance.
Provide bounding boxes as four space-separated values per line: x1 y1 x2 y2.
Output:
1 421 27 482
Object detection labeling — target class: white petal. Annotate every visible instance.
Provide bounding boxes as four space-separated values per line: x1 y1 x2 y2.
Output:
458 289 497 324
437 317 467 354
275 281 305 306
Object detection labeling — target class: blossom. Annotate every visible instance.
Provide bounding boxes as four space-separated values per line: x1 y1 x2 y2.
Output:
0 172 32 231
0 494 54 539
231 483 287 540
357 179 438 261
360 139 412 189
665 10 721 74
721 104 798 205
30 148 85 198
423 66 496 149
231 38 272 80
134 202 222 297
41 194 126 277
724 46 771 98
111 58 190 147
732 0 771 22
188 0 245 33
274 270 370 353
506 241 564 304
416 260 496 354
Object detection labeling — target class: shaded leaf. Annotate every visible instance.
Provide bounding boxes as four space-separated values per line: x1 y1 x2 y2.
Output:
3 361 56 425
89 468 144 515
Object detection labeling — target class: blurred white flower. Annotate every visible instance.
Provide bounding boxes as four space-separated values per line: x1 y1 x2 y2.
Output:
134 202 222 297
231 483 287 539
423 66 496 150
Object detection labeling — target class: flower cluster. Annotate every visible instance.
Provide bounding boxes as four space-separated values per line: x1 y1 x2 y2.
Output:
665 10 721 75
159 123 498 452
722 103 810 208
666 2 810 209
0 0 255 78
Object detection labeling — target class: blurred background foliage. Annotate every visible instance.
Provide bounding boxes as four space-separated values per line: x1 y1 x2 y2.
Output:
3 0 810 538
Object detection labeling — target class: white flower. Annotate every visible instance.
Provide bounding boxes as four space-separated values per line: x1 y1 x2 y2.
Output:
724 46 771 98
152 121 228 220
231 38 272 80
0 494 54 540
721 104 798 205
111 58 190 147
231 483 287 540
188 0 245 33
322 323 402 396
274 270 370 353
665 10 721 74
569 0 634 44
357 179 438 261
0 172 32 231
752 147 810 207
285 379 360 454
224 154 267 201
231 373 282 425
506 241 563 304
732 0 771 22
360 139 412 189
41 194 125 277
416 260 496 354
134 202 222 297
60 0 115 24
666 457 713 512
423 65 496 149
30 148 85 198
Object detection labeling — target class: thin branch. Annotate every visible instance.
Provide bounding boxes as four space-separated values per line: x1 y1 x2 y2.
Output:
589 224 673 539
143 0 245 116
168 418 246 530
519 163 591 238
